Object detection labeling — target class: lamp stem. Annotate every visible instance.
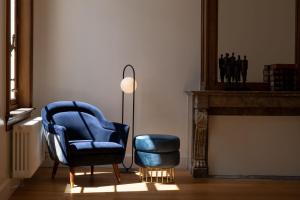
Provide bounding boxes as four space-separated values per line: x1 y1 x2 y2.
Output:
121 64 135 172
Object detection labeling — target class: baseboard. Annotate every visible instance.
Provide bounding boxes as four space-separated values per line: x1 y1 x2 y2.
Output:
210 175 300 180
0 179 20 200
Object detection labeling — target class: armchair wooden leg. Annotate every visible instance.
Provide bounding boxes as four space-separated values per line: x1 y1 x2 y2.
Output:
112 164 121 183
51 161 59 179
91 165 94 176
69 167 75 188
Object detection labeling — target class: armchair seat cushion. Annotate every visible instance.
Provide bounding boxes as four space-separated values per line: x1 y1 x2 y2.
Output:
69 141 124 156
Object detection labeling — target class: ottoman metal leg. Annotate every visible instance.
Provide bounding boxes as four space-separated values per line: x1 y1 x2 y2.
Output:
139 167 175 183
134 134 180 183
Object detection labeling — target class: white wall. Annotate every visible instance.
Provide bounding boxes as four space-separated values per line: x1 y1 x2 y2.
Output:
218 0 295 82
33 0 201 167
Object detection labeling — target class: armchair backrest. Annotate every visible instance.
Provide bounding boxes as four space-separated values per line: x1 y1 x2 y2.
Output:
41 101 117 142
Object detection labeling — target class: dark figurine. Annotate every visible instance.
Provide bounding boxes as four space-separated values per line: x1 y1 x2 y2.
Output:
229 53 236 83
241 55 248 84
235 55 242 83
224 53 231 83
220 51 248 89
219 54 225 83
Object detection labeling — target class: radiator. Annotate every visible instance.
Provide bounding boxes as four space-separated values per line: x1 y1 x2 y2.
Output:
12 117 44 178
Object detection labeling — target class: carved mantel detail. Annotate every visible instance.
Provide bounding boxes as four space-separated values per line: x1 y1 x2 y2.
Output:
188 91 300 178
193 108 208 177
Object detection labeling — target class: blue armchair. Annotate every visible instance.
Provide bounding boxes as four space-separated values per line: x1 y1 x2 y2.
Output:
41 101 129 187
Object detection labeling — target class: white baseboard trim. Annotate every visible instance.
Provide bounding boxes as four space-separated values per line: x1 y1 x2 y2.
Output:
0 179 20 200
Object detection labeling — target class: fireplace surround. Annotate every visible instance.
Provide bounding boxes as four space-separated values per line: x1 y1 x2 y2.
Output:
187 90 300 177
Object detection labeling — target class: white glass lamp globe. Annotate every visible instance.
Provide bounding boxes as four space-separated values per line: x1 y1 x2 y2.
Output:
120 77 137 94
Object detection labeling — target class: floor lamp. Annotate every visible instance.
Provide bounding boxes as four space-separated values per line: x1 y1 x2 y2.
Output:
120 64 137 172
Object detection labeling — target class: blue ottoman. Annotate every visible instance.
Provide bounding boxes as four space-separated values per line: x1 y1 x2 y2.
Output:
134 134 180 183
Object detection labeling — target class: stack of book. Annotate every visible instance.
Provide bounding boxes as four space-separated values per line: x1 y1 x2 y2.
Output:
263 64 298 91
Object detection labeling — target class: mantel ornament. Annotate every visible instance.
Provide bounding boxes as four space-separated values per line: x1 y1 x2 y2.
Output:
219 52 248 90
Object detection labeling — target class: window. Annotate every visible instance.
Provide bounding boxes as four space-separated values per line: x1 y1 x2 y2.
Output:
6 0 33 128
8 0 18 110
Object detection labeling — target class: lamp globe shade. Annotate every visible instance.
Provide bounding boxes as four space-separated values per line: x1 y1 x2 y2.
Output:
120 77 137 94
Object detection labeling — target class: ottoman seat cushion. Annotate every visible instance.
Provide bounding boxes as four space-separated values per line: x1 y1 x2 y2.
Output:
135 151 180 168
134 134 180 153
134 134 180 168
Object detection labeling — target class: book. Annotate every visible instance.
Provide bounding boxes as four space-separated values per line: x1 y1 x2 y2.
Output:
263 64 298 91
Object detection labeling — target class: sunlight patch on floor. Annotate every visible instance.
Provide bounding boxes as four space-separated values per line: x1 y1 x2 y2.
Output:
74 171 112 176
154 183 180 191
83 185 116 193
117 183 149 192
65 182 180 194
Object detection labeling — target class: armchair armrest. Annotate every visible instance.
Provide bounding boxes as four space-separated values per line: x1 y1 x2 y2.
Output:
48 124 67 149
112 122 129 132
112 122 130 148
42 122 69 164
51 124 66 136
102 121 129 134
101 120 116 130
42 120 66 133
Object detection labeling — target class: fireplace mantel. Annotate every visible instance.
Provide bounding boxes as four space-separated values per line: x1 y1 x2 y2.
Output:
187 90 300 177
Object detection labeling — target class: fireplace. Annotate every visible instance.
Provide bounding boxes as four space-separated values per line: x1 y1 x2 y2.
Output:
187 90 300 177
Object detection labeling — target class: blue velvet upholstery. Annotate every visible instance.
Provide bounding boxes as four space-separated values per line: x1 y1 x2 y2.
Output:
134 134 180 153
135 151 180 168
41 101 129 167
134 134 180 168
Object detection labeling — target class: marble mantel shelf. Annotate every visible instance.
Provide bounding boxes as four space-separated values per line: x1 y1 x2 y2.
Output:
186 90 300 178
187 90 300 116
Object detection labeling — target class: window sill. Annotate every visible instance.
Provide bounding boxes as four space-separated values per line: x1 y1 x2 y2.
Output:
7 108 35 130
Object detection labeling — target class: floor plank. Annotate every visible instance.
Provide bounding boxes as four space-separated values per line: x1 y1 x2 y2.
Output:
9 167 300 200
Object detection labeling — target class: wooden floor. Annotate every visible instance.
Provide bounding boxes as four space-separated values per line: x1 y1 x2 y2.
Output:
9 167 300 200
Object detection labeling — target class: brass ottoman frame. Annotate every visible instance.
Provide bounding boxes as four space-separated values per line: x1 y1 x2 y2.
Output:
139 167 175 183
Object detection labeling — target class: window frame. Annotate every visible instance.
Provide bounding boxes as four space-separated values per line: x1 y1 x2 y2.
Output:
5 0 33 128
6 0 19 111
